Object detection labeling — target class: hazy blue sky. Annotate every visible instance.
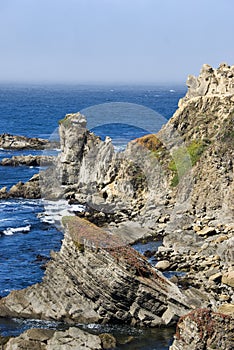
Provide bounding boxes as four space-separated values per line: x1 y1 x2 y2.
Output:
0 0 233 84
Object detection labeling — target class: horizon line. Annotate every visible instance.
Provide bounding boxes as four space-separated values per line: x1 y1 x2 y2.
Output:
0 79 186 87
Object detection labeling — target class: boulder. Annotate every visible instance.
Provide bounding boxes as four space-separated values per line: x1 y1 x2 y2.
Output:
155 260 171 271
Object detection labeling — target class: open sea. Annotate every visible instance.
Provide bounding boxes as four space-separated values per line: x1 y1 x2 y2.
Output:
0 83 186 349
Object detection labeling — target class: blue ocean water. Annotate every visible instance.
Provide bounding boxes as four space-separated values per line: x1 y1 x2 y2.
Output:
0 84 186 348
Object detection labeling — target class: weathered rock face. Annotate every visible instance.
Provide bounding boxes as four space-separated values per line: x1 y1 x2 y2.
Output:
0 133 49 149
181 62 234 105
40 64 233 235
169 309 234 350
0 216 201 327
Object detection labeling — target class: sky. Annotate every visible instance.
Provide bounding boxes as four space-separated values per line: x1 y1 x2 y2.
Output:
0 0 233 84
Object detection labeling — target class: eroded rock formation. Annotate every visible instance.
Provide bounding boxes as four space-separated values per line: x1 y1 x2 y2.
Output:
0 216 200 327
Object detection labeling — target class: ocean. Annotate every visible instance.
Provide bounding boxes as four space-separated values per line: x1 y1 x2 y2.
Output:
0 83 186 349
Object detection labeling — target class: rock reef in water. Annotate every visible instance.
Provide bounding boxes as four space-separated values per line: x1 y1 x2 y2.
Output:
0 133 49 150
0 155 55 167
0 174 41 199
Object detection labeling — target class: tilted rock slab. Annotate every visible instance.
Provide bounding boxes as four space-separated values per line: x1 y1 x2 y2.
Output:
0 217 200 327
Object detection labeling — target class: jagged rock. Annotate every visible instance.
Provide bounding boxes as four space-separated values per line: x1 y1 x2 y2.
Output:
0 216 201 327
0 133 49 149
0 155 55 167
8 174 41 199
169 309 234 350
180 62 234 105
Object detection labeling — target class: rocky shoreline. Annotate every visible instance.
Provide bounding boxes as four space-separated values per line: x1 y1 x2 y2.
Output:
0 63 233 349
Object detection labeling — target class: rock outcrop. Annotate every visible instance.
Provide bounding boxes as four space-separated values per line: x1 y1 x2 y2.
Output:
0 174 41 199
181 62 234 105
0 216 201 327
40 64 233 235
0 133 49 149
2 327 115 350
0 155 55 167
169 309 234 350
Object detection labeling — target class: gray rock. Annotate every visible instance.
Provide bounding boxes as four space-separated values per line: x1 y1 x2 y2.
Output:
0 155 55 167
0 133 49 150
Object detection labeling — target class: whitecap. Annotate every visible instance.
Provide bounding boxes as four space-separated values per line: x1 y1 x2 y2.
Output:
38 199 85 226
3 225 31 235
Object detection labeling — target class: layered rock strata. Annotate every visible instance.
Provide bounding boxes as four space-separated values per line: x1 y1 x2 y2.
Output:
0 216 201 327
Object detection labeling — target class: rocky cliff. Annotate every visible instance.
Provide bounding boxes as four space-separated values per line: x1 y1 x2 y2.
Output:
40 64 233 235
0 63 233 348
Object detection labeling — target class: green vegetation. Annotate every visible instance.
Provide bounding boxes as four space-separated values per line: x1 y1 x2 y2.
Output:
58 115 72 127
169 140 207 187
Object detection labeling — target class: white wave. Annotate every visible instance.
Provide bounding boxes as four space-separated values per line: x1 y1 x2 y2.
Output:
38 199 85 226
3 224 31 235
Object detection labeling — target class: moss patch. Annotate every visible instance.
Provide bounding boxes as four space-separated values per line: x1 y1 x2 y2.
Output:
169 140 207 187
